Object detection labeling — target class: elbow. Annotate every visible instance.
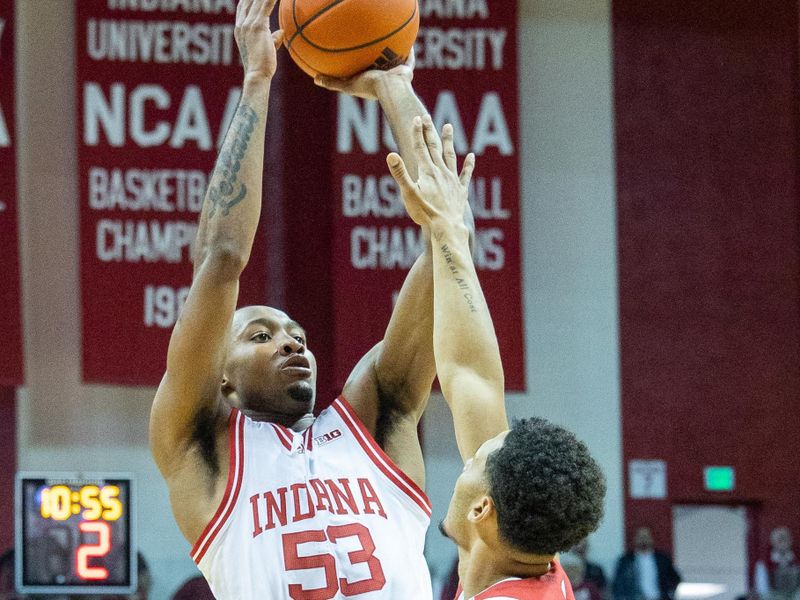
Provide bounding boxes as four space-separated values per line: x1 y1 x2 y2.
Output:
196 244 248 280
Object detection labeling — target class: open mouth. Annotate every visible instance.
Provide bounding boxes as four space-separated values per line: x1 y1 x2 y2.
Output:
281 355 311 376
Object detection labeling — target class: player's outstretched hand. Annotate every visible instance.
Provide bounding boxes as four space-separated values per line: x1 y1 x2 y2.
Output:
313 48 415 100
235 0 284 81
387 115 475 230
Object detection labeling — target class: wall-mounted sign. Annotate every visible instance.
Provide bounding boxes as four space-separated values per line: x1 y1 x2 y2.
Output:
629 459 667 499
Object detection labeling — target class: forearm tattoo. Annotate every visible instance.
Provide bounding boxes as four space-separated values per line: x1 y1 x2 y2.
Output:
207 103 258 218
439 242 478 314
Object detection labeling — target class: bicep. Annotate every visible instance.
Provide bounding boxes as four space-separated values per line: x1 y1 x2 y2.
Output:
442 371 508 461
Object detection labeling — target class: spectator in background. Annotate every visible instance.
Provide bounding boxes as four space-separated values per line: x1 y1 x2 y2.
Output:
0 548 23 600
439 558 460 600
171 576 215 600
101 552 151 600
572 537 608 595
561 552 603 600
754 527 800 600
613 527 681 600
1 546 67 600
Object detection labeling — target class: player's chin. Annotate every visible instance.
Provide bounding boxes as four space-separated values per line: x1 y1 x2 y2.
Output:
286 380 315 407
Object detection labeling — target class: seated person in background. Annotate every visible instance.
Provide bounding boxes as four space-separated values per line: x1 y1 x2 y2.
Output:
171 576 216 600
561 552 603 600
754 527 800 600
439 558 461 600
101 552 151 600
388 116 607 599
613 527 681 600
0 548 23 600
572 537 608 595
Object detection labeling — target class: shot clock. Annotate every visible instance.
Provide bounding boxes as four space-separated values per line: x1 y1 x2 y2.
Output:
15 473 136 595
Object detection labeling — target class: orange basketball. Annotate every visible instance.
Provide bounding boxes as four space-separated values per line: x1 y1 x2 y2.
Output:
278 0 420 78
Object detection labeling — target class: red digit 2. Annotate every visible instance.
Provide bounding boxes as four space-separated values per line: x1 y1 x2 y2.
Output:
76 521 111 580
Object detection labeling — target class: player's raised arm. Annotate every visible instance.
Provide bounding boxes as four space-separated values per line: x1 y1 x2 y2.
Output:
315 50 426 179
388 118 509 461
316 57 440 485
149 0 283 476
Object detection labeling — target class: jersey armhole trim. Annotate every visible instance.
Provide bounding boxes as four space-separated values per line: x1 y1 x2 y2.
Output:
332 395 432 517
190 408 246 564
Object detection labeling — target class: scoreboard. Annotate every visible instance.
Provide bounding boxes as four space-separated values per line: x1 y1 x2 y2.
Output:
15 473 136 595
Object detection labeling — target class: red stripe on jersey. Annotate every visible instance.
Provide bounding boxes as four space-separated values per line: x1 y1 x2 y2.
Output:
456 562 575 600
304 425 313 451
190 409 246 564
332 396 432 517
270 423 293 451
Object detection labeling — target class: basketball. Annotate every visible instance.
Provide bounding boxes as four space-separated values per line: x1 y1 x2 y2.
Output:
278 0 420 78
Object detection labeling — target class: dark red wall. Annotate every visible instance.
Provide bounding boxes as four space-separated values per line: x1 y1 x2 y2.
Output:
614 0 800 563
0 388 15 551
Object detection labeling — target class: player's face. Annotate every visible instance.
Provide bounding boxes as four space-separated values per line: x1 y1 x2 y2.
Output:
441 430 509 547
224 306 317 419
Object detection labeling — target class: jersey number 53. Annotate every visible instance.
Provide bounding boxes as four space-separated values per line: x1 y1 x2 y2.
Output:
282 522 386 599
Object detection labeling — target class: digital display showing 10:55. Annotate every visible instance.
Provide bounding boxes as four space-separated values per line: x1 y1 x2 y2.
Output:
15 473 136 596
39 484 123 522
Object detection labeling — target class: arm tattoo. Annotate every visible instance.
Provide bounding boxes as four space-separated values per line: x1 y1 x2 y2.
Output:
439 243 478 313
207 103 258 218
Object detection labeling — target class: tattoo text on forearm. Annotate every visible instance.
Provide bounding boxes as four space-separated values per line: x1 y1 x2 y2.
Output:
439 243 478 314
207 103 258 218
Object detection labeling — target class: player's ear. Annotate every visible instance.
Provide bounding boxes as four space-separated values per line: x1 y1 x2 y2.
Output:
467 496 494 524
221 375 237 401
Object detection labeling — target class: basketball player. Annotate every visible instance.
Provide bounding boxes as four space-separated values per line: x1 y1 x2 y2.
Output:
150 1 451 598
387 119 608 599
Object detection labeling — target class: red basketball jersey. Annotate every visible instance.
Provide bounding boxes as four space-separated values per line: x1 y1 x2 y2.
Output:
455 561 575 600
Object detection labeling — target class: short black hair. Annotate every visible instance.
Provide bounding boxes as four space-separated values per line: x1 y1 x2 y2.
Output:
485 417 606 555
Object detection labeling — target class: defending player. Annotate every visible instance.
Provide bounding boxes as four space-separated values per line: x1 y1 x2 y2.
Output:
150 1 443 598
387 118 607 600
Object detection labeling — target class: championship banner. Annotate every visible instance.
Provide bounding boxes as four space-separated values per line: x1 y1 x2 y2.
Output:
77 0 267 384
0 7 24 386
331 1 525 390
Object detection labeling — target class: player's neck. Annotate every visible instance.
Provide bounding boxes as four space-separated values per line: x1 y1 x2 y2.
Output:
288 413 316 432
459 542 552 598
240 408 315 431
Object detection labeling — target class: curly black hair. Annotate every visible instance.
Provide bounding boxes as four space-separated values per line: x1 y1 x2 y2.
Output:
485 417 606 555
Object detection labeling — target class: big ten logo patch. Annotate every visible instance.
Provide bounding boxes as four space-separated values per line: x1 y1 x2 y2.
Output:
314 429 343 448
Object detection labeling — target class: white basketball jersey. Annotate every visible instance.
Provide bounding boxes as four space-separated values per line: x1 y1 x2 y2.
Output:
192 396 433 600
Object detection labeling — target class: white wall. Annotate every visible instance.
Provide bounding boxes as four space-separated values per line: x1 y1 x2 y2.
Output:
519 0 624 576
424 0 624 582
15 0 623 598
